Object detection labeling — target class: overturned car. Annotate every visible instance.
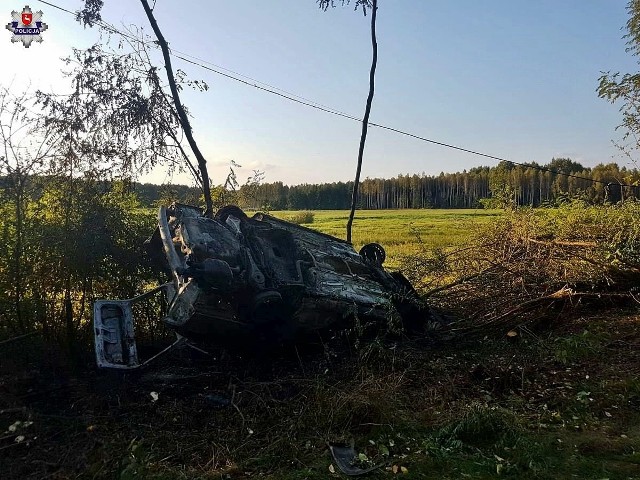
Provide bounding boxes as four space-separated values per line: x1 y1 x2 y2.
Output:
94 204 430 369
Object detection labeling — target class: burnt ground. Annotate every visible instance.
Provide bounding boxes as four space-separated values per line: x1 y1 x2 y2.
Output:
1 310 639 479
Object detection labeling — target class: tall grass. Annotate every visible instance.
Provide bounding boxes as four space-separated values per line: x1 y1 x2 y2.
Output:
398 200 640 335
287 210 314 224
270 209 501 267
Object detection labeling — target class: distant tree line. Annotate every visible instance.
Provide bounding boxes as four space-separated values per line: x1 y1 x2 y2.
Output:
248 159 640 210
4 158 638 213
120 158 640 210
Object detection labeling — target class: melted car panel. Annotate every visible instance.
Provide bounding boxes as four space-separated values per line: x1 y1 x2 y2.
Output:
94 204 429 368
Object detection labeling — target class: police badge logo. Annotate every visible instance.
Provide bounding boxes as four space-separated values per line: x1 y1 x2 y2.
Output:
6 5 48 48
22 11 33 26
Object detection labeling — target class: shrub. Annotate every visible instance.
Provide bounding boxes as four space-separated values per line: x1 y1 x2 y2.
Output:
400 200 640 335
288 211 314 224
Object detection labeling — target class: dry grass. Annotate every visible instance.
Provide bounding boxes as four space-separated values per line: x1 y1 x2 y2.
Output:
2 309 640 479
401 201 640 336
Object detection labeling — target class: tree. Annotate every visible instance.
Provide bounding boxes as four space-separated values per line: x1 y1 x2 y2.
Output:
0 87 60 333
0 84 160 349
319 0 377 243
488 161 517 209
77 0 215 215
38 42 198 181
547 158 585 175
598 0 640 160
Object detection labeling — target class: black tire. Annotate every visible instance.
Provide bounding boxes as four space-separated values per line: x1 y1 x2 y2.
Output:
214 205 248 224
359 243 386 266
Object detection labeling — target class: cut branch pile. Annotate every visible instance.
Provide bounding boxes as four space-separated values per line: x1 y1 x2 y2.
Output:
401 201 640 336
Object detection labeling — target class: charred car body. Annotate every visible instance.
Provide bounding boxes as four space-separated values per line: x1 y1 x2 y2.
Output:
94 204 429 369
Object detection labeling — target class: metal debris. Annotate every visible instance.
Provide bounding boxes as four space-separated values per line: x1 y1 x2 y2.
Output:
328 443 383 476
94 204 431 369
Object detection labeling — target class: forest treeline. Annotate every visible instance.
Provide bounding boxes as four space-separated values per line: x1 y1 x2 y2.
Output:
9 158 636 212
127 158 640 210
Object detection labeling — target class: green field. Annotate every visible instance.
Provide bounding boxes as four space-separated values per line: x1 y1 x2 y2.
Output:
269 209 503 267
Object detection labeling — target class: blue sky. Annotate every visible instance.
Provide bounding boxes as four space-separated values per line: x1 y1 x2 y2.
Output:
1 1 637 186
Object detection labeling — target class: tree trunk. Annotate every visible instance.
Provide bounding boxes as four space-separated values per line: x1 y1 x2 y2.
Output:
346 0 377 243
140 0 214 216
13 178 25 333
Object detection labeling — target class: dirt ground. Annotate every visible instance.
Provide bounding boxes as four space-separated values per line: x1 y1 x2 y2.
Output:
1 309 639 479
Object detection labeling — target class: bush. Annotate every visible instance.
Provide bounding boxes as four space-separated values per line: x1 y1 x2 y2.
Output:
288 211 314 224
400 200 640 335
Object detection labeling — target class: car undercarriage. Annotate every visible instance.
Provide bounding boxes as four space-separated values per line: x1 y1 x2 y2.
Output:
94 204 431 369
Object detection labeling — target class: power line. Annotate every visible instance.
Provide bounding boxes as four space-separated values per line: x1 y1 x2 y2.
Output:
35 0 637 189
170 54 625 188
171 53 362 122
167 50 353 114
38 0 347 112
36 0 73 14
36 2 364 120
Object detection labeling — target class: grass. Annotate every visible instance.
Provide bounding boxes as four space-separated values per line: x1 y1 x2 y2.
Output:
267 209 502 267
3 206 640 479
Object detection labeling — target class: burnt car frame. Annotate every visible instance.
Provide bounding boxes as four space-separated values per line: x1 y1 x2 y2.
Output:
94 204 428 369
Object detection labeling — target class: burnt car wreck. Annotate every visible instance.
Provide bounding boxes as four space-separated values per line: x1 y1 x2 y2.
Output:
94 204 430 369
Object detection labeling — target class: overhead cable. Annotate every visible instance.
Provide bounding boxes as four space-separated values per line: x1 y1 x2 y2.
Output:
35 0 637 188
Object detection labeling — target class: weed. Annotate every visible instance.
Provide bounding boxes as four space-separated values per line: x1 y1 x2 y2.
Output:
118 439 152 480
5 207 640 479
553 330 604 365
287 210 314 224
435 403 520 449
